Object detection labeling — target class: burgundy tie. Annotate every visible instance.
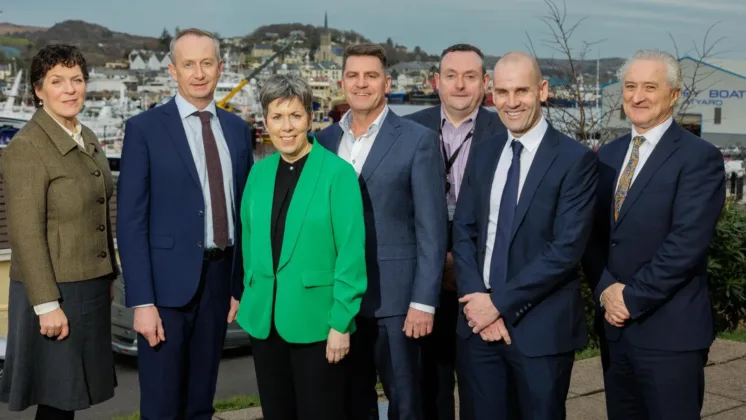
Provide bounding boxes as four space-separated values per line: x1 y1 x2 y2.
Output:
196 111 229 250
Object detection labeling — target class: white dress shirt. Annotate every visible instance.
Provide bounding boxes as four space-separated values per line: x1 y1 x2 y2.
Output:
338 105 389 175
615 117 673 192
337 106 435 314
482 117 549 289
34 110 86 315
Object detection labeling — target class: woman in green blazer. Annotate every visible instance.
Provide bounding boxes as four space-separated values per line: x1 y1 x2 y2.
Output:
236 74 367 420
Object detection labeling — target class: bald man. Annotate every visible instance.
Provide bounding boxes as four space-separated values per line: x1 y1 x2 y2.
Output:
452 52 598 420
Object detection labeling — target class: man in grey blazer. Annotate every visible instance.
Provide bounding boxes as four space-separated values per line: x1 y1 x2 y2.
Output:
316 43 448 420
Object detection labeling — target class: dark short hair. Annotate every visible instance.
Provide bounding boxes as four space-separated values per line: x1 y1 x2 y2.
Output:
29 44 89 108
439 44 486 75
343 43 387 72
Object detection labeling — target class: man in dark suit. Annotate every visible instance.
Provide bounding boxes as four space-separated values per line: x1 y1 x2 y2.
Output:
315 43 448 420
584 50 725 420
452 52 598 420
405 43 505 420
117 28 253 420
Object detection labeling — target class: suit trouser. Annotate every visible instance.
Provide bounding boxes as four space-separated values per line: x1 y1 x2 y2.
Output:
137 251 232 420
251 323 348 420
420 290 473 420
345 315 423 420
457 334 574 420
601 332 708 420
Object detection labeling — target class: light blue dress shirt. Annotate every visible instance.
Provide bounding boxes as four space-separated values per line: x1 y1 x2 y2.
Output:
174 93 235 249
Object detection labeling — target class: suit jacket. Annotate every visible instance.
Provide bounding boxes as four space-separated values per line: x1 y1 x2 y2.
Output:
584 121 725 351
0 108 117 306
236 142 367 343
404 105 506 154
316 110 448 318
116 98 253 308
452 125 598 357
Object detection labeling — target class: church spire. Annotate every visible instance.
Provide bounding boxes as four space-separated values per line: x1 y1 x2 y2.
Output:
324 11 328 29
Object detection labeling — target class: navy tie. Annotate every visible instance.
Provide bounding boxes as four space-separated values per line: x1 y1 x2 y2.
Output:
489 140 524 291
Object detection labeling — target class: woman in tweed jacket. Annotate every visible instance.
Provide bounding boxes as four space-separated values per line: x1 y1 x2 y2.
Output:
0 44 118 420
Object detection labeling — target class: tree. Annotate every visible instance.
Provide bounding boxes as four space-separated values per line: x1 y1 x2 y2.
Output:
158 28 172 52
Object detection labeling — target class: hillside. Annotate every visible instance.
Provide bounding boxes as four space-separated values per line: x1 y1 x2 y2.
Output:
9 20 159 66
0 22 46 35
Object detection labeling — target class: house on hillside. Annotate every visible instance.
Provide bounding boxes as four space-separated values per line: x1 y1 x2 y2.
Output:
129 50 171 70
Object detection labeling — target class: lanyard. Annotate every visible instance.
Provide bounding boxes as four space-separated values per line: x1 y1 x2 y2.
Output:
440 119 474 176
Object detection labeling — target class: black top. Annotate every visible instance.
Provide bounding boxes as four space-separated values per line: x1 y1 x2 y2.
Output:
270 149 310 273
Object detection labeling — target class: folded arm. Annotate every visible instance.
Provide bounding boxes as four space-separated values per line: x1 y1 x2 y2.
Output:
621 146 725 319
493 150 599 325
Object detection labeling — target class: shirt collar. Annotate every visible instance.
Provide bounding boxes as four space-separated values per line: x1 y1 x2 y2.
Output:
43 107 81 138
340 104 389 135
175 92 218 121
440 106 479 129
508 116 548 153
631 116 673 147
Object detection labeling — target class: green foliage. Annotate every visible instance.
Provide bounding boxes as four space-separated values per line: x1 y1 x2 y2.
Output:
707 198 746 331
0 37 31 47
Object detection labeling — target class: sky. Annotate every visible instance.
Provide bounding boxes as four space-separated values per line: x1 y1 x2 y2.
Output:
4 0 746 60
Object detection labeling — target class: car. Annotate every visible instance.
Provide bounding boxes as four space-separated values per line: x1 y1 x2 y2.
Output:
111 268 251 356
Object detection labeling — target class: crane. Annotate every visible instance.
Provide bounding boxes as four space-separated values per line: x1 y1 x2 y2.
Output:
217 37 298 111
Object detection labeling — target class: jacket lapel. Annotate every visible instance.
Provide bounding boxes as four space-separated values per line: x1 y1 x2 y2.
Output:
510 127 559 242
473 107 494 142
360 111 399 183
252 154 278 276
277 143 325 271
614 123 681 227
607 135 631 228
216 109 240 201
161 99 201 188
479 132 508 241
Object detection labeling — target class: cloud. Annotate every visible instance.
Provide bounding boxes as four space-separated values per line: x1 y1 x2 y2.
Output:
623 0 746 13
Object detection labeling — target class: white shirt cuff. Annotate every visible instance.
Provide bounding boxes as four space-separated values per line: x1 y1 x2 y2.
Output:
133 303 155 308
34 301 60 315
409 302 436 314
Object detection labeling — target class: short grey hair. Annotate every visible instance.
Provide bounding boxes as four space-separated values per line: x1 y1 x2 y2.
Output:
260 74 314 119
169 28 221 62
617 49 683 90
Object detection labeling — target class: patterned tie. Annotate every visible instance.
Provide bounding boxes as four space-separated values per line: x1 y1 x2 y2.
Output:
196 111 229 250
614 135 646 221
489 140 524 291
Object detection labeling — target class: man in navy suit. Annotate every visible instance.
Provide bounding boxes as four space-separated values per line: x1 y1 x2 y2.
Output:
315 43 448 420
117 28 253 419
405 43 505 420
584 50 725 420
452 52 597 420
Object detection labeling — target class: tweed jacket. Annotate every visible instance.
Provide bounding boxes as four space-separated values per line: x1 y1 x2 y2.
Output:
0 108 117 306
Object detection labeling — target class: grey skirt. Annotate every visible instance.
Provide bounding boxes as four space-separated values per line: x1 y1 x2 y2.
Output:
0 278 117 411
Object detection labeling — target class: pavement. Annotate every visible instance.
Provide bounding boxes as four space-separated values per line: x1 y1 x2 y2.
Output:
212 338 746 420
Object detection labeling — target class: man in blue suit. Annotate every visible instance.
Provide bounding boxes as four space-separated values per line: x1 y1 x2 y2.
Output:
117 28 253 420
584 50 725 420
452 52 597 420
405 43 505 420
315 43 448 420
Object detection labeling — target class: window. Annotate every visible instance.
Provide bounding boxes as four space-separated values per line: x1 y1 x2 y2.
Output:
715 107 722 125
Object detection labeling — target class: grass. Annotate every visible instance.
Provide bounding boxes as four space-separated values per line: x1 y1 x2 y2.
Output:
0 37 31 47
112 395 260 420
575 346 601 360
717 329 746 343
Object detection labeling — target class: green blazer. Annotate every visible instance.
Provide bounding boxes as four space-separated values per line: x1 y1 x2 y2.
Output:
235 139 367 343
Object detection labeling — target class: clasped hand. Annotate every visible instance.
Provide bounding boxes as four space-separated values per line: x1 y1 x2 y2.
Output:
601 282 630 327
459 293 511 344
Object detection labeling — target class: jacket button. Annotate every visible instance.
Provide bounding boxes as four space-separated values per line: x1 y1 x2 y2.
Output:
516 312 520 317
97 197 105 204
197 210 204 216
92 170 101 177
611 241 617 247
197 241 203 248
100 251 107 258
98 225 105 231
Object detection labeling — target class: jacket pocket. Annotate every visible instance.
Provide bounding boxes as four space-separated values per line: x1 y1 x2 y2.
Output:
302 270 335 288
244 269 253 287
150 235 174 249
